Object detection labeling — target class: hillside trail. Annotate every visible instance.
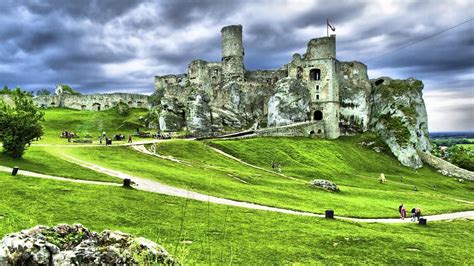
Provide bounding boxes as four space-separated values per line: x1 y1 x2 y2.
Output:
31 138 182 147
0 165 121 187
11 154 466 224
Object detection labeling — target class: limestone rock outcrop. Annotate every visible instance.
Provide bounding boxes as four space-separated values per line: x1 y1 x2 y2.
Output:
267 78 310 127
369 77 430 168
0 224 177 265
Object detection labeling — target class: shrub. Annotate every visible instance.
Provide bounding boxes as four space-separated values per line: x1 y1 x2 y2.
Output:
0 88 44 157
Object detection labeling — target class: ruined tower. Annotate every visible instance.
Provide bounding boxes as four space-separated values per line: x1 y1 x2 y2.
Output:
221 25 245 81
303 35 340 139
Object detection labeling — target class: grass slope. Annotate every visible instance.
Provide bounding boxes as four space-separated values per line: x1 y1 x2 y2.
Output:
0 173 472 264
0 146 120 183
38 108 148 144
58 137 473 218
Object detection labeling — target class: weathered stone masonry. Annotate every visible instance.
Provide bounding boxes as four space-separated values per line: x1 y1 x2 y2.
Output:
33 93 151 111
153 24 432 168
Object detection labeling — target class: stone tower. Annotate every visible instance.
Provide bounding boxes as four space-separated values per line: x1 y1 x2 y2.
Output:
303 35 340 139
221 25 245 81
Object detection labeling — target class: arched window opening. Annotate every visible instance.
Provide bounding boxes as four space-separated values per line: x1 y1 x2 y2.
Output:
92 103 101 111
313 110 323 121
375 79 384 86
310 68 321 81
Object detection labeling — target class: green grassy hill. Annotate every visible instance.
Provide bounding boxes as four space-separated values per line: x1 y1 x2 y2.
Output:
1 172 473 264
38 107 148 144
0 108 473 264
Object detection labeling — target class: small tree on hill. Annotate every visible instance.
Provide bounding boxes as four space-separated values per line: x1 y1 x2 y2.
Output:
115 100 131 116
0 88 44 157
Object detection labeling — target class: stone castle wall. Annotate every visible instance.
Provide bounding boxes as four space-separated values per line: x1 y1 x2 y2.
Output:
33 93 151 111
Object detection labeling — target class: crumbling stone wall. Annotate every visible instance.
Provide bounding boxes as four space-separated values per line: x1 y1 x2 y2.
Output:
152 24 432 169
33 93 151 111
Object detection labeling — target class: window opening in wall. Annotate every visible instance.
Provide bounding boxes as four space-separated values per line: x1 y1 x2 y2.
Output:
313 110 323 121
316 95 319 100
310 68 321 81
316 85 319 90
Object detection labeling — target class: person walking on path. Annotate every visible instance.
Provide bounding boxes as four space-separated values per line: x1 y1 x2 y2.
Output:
99 136 103 145
271 161 275 171
278 163 282 173
415 207 422 221
411 207 416 222
128 135 132 143
401 205 407 220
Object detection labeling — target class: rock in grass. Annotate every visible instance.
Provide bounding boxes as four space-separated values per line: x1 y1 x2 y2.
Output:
0 224 178 265
309 179 340 192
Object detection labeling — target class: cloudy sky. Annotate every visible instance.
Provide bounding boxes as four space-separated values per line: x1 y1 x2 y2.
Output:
0 0 472 131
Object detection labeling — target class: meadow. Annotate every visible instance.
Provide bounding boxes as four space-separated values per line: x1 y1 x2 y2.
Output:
0 108 473 264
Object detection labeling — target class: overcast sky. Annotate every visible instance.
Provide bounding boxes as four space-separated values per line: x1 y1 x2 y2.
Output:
0 0 472 131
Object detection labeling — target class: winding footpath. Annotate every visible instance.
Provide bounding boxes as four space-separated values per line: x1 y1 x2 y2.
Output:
2 152 468 224
2 139 473 223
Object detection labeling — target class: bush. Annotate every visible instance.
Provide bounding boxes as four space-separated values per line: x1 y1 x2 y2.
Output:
115 101 130 116
0 88 44 157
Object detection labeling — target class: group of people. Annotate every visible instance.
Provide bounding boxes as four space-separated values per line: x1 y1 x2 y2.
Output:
98 131 133 145
61 130 77 142
398 204 422 221
271 161 282 173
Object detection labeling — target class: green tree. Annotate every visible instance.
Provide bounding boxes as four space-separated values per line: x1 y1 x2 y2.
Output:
0 88 44 157
0 86 11 95
115 100 130 116
60 84 81 95
36 89 51 96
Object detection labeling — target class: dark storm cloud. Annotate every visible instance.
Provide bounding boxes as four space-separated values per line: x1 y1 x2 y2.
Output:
23 0 144 23
157 0 240 28
0 0 472 130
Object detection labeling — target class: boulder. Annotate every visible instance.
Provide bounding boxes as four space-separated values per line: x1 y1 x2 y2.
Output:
0 224 177 265
309 179 339 192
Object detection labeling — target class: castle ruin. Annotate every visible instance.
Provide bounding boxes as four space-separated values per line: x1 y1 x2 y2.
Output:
154 25 430 168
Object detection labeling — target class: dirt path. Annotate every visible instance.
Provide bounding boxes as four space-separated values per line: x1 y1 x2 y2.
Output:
55 154 474 223
209 146 300 181
31 138 191 148
0 165 120 187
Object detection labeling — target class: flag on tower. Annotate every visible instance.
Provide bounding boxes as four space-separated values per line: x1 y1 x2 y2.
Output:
327 19 335 36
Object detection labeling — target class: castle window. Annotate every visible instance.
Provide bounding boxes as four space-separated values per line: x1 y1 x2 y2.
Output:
313 110 323 121
316 95 320 100
297 67 303 79
316 85 319 90
214 69 219 75
375 79 384 86
310 68 321 81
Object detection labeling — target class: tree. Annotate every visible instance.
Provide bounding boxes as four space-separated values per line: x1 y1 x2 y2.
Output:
59 84 81 95
36 89 51 96
0 88 44 157
115 100 130 116
0 86 11 95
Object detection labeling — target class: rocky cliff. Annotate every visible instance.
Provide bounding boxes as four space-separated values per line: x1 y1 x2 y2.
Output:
369 77 430 168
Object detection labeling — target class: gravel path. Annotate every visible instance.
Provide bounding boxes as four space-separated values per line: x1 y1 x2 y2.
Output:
209 146 299 181
56 154 474 223
0 165 120 187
